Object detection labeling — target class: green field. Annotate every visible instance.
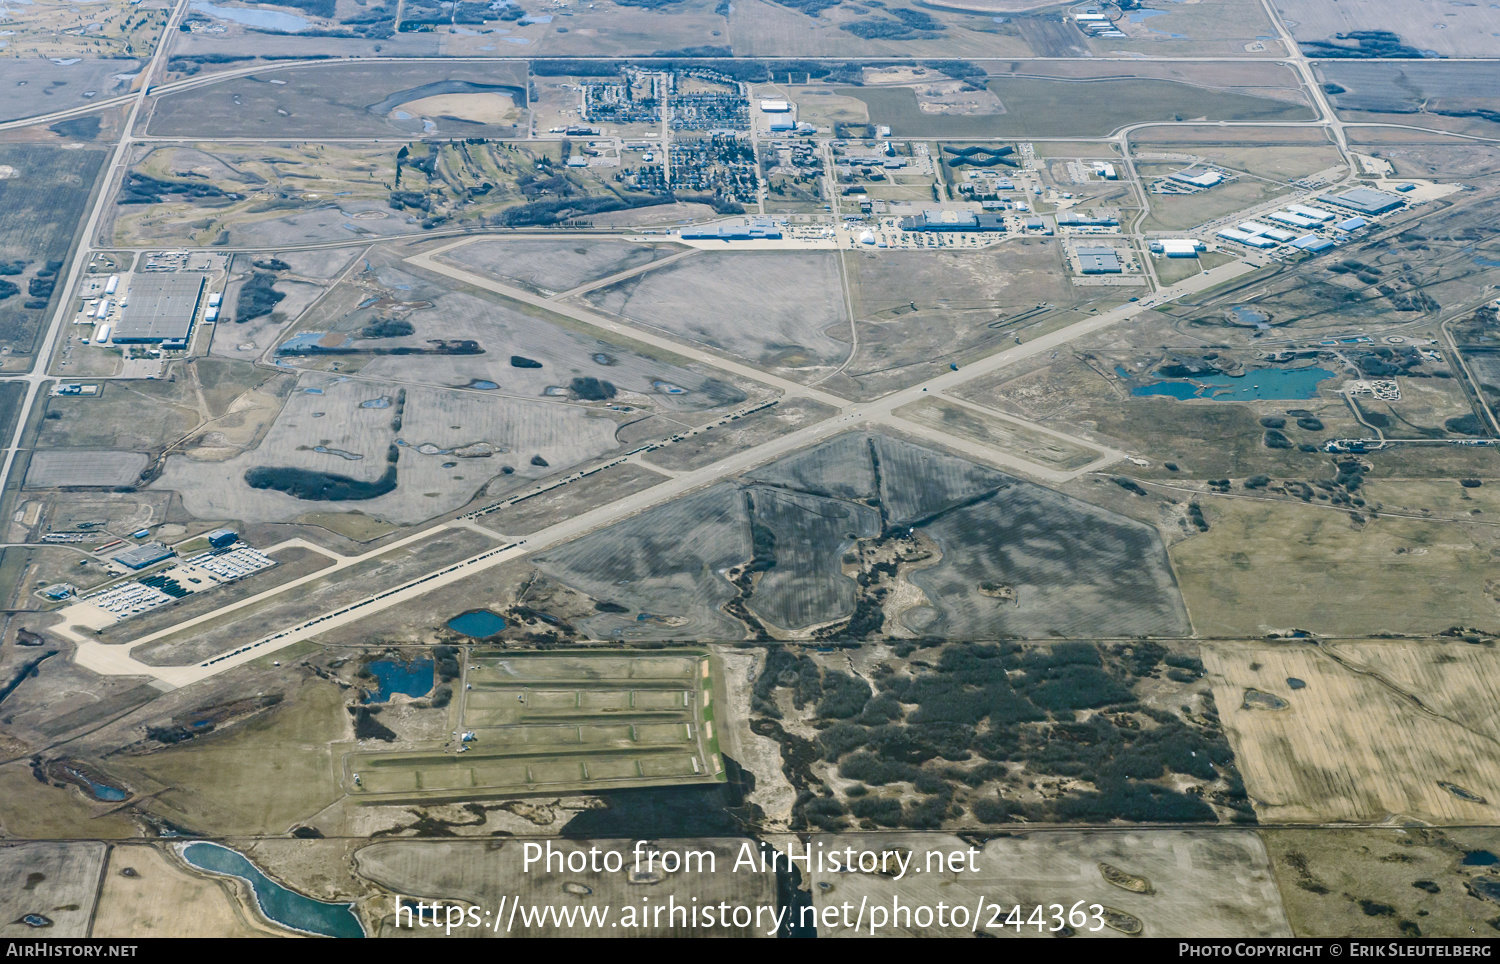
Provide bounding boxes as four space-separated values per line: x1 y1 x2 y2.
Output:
343 651 723 802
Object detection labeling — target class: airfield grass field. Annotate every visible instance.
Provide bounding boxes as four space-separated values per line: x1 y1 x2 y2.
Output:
893 397 1102 471
343 651 722 803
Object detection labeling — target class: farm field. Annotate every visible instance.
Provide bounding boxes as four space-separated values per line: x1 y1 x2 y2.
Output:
1264 828 1500 938
92 844 279 939
145 62 529 139
1276 0 1500 58
1170 496 1500 637
1203 641 1500 825
808 831 1291 938
344 651 721 802
355 837 772 937
0 144 109 369
535 432 1189 639
0 841 107 938
839 76 1314 138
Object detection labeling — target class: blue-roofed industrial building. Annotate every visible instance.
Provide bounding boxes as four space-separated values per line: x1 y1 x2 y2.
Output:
1290 235 1336 253
1335 217 1368 233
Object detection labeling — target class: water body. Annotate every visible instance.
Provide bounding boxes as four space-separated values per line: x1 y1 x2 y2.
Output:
66 767 126 801
180 842 364 938
467 380 498 390
359 397 392 409
189 1 309 32
363 658 434 703
447 609 508 639
1463 850 1499 866
1131 367 1336 401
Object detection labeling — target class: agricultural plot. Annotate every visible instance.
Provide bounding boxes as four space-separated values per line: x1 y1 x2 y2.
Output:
1264 828 1500 939
92 844 276 939
0 841 107 938
533 484 751 640
0 60 144 124
1320 61 1500 136
745 485 881 631
145 62 529 138
0 145 108 368
156 371 621 525
582 252 851 376
905 476 1191 638
100 678 350 836
809 831 1291 938
1171 497 1500 637
1276 0 1500 59
537 432 1187 639
1203 642 1500 825
344 651 720 802
355 837 773 937
438 238 687 296
25 450 149 488
840 76 1314 138
726 0 1033 59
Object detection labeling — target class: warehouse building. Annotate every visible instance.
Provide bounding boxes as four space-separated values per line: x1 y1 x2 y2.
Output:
113 542 174 571
1057 211 1119 228
681 217 784 240
898 210 1006 233
113 274 206 349
1169 169 1224 189
1075 245 1123 273
1325 187 1405 216
1151 239 1203 258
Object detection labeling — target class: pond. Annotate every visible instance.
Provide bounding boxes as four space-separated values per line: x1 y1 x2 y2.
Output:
65 766 126 801
180 842 364 938
447 609 508 640
363 658 434 703
189 1 309 32
1131 367 1337 401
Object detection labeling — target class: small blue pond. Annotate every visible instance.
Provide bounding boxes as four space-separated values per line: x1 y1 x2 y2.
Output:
180 842 364 938
67 767 126 801
468 380 498 390
1463 850 1499 866
447 609 508 640
363 658 434 703
1131 368 1337 401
